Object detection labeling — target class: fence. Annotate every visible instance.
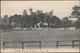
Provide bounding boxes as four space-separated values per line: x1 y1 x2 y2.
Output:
56 40 80 48
3 41 41 49
2 40 80 49
72 40 80 48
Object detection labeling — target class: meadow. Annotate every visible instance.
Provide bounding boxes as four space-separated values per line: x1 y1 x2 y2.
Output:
1 29 80 48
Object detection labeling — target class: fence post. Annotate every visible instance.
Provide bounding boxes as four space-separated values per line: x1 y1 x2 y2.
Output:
22 42 24 49
39 41 41 49
56 41 59 48
72 41 74 48
3 42 5 49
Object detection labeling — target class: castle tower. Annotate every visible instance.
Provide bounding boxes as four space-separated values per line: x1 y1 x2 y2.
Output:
29 7 33 15
23 10 27 16
49 9 53 17
37 10 41 15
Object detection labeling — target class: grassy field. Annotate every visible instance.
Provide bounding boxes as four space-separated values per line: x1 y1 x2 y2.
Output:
1 29 80 48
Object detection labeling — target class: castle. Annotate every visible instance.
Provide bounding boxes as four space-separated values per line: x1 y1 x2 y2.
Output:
23 7 53 17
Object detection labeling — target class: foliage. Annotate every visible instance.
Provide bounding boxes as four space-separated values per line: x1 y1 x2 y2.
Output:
71 5 80 28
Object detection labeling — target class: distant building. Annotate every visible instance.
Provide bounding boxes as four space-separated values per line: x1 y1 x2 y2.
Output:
37 10 41 15
49 10 53 17
70 27 76 30
23 10 27 16
45 12 49 16
44 10 53 18
37 10 43 15
29 7 33 15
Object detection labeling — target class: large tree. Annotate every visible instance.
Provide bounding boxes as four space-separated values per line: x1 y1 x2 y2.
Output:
62 17 70 28
71 5 80 18
9 14 22 28
71 5 80 28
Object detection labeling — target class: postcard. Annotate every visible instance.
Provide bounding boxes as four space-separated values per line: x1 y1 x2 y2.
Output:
0 0 80 53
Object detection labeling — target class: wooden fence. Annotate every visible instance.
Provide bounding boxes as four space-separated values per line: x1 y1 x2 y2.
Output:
56 40 80 48
3 41 41 49
2 40 80 49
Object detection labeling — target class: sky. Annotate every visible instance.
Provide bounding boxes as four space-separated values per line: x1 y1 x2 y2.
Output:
1 1 79 19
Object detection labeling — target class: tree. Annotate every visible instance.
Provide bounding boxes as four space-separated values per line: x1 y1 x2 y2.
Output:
9 14 22 28
31 15 39 27
75 19 80 28
71 5 80 28
62 17 70 28
21 15 32 28
2 15 9 24
71 5 80 19
47 16 61 28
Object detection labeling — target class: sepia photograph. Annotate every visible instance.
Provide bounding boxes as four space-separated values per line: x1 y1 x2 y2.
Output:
0 0 80 52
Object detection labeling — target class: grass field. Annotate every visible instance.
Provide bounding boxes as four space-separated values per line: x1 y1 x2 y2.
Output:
1 29 80 48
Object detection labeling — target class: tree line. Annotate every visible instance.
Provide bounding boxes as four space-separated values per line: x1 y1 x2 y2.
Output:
0 5 80 30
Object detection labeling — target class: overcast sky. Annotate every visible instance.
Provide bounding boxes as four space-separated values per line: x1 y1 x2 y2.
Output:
1 1 79 19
